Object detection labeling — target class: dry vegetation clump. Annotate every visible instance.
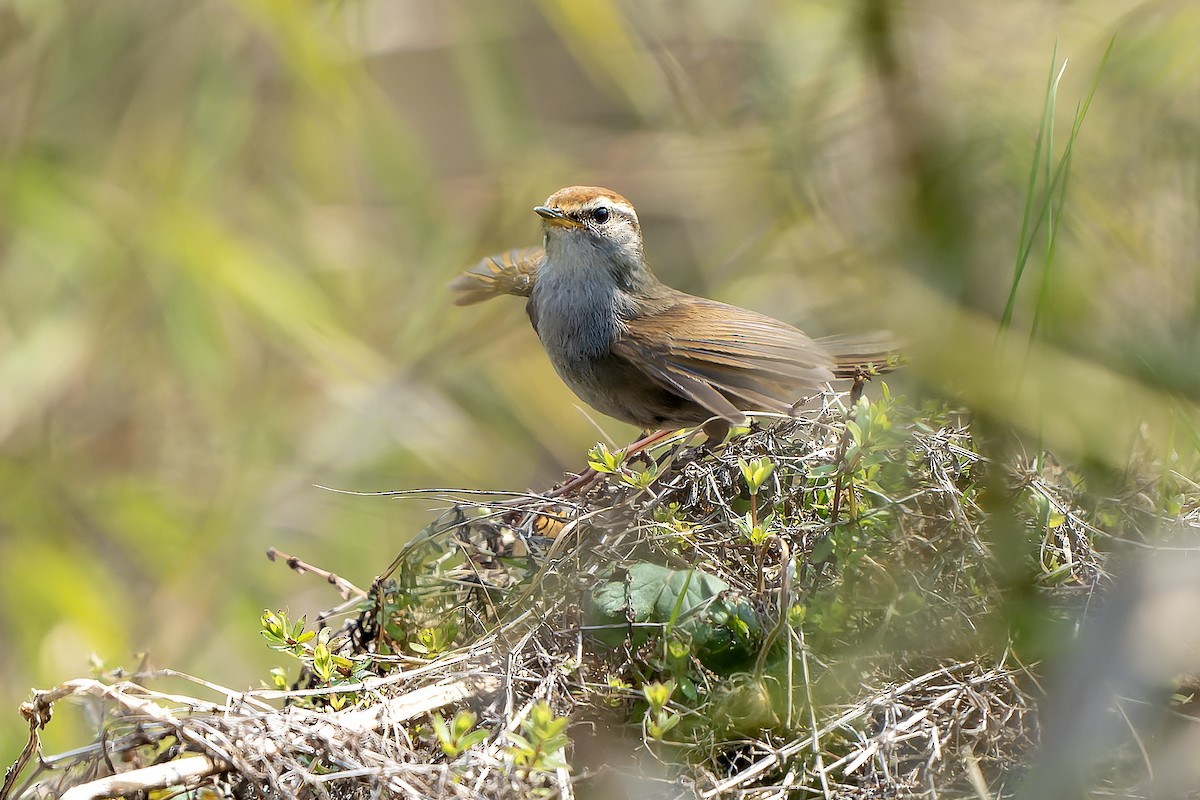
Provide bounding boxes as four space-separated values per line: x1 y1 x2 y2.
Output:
8 387 1195 800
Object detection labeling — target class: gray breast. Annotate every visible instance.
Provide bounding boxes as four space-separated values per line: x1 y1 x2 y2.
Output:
529 269 621 366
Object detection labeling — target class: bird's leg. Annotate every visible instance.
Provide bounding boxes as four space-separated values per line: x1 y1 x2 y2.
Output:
628 428 679 455
830 372 869 521
847 367 868 407
546 467 604 498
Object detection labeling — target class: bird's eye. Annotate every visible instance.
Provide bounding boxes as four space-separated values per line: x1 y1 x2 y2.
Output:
591 206 610 224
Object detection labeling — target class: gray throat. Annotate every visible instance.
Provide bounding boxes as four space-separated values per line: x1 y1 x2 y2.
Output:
528 239 634 370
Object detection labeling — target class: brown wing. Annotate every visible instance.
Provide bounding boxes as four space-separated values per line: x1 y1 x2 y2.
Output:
450 246 543 306
613 299 837 424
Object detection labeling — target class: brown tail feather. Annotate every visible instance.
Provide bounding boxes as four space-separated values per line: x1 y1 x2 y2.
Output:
450 246 544 306
818 333 902 379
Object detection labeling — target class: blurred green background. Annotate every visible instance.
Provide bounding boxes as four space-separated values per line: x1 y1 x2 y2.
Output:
1 0 1197 755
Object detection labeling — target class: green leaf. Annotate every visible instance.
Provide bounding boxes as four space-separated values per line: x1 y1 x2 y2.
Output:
458 729 489 750
586 442 624 474
506 731 535 754
452 710 478 737
584 562 761 670
431 713 451 746
641 679 675 712
738 456 776 495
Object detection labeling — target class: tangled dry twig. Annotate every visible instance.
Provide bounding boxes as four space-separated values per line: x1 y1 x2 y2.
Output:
9 392 1190 800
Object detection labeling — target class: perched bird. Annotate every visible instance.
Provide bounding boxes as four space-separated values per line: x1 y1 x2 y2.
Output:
452 186 894 441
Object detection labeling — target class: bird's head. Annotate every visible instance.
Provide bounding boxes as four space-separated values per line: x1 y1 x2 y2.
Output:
534 186 645 280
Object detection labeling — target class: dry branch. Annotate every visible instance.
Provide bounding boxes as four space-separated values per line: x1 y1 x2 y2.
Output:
8 396 1173 799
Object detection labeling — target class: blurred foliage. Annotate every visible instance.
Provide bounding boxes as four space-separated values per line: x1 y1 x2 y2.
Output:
0 0 1197 759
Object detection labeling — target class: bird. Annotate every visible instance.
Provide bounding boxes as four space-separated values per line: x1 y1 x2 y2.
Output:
451 186 895 442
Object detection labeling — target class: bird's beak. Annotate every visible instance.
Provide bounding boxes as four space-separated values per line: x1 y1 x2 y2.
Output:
534 205 582 229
